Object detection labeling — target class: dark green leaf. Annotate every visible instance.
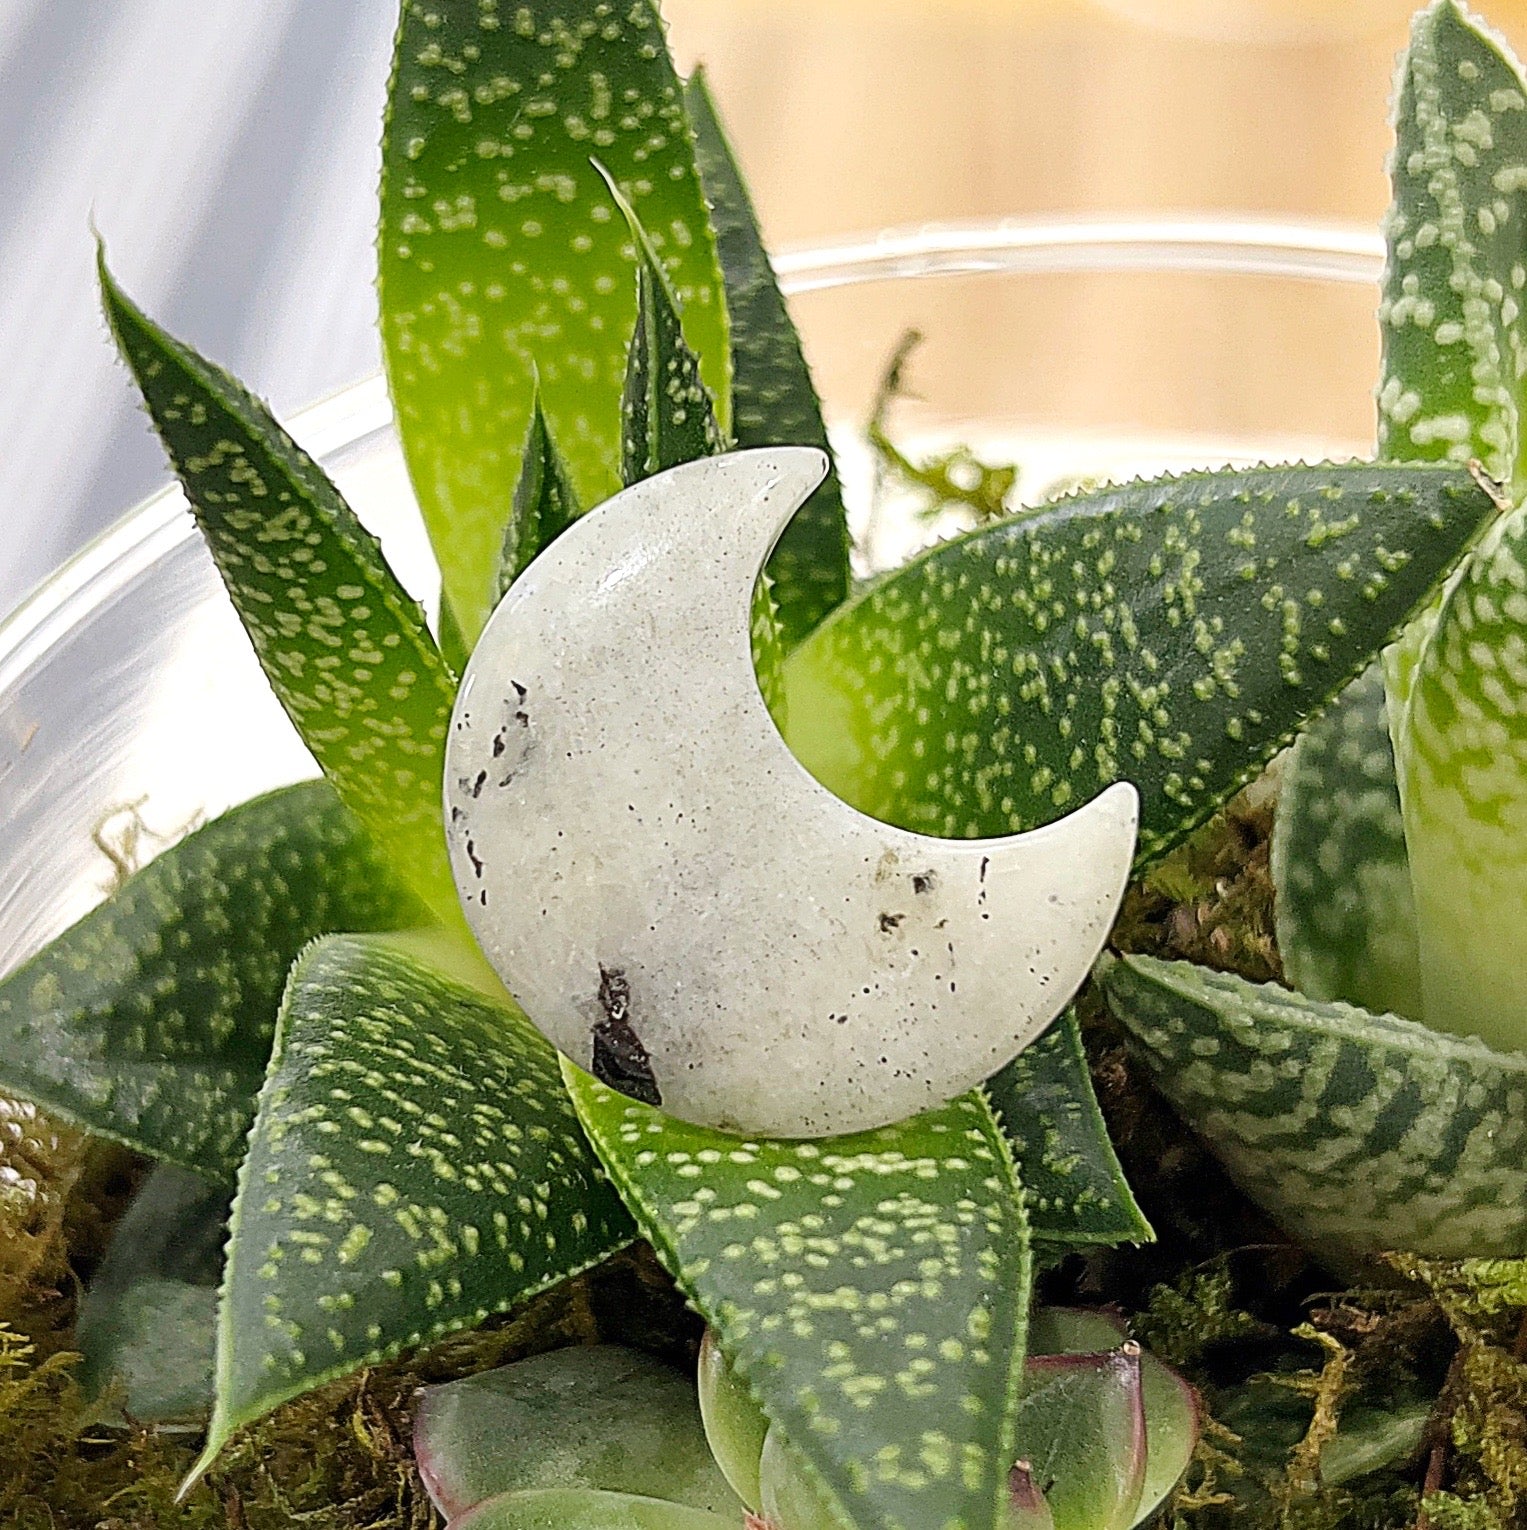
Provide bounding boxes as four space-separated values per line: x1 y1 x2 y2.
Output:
499 389 582 598
380 0 730 642
566 1064 1031 1530
782 462 1494 868
1099 952 1527 1261
414 1346 742 1518
0 781 418 1176
615 179 726 488
1271 663 1422 1022
685 68 850 647
1378 0 1527 492
192 934 633 1476
77 1164 229 1421
985 1012 1151 1248
99 260 464 929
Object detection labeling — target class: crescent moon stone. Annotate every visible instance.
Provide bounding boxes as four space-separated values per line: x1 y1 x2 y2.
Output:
446 448 1138 1137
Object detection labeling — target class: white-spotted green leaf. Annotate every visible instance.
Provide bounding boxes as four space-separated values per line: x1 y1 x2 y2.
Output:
616 180 727 489
1389 501 1527 1053
1377 0 1527 491
413 1346 742 1519
100 261 464 930
499 389 582 599
0 781 419 1177
565 1064 1032 1530
192 934 633 1480
380 0 730 643
984 1012 1151 1249
782 462 1494 868
684 68 850 648
1271 663 1423 1021
1099 952 1527 1261
609 192 787 724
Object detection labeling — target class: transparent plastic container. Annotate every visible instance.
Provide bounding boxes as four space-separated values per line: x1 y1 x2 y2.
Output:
0 218 1384 977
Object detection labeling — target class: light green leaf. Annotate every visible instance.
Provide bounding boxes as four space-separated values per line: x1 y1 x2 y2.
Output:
783 462 1494 868
1271 663 1423 1022
1389 500 1527 1054
616 180 727 488
1099 952 1527 1261
984 1012 1151 1249
99 261 463 929
1013 1347 1146 1530
685 68 850 648
448 1488 739 1530
1377 0 1527 492
380 0 730 643
193 934 633 1478
565 1064 1031 1530
499 389 582 598
0 781 418 1176
413 1346 742 1519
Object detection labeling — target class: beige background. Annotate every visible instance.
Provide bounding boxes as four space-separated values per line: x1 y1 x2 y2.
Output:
654 0 1527 474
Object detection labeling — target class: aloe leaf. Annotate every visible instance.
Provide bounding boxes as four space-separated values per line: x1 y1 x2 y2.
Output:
684 69 850 648
697 1328 770 1509
0 781 418 1176
380 0 730 642
782 462 1493 868
76 1164 228 1421
192 934 633 1478
414 1346 742 1519
1378 0 1527 492
984 1012 1151 1249
99 262 463 929
610 196 787 724
614 179 726 487
1014 1348 1147 1530
499 390 582 598
1271 663 1423 1021
451 1488 739 1530
1098 952 1527 1261
565 1064 1031 1530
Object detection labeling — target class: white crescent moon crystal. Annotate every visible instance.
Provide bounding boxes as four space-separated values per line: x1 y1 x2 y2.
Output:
445 448 1138 1137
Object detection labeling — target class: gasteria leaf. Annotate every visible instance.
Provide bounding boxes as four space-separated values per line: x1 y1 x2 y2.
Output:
1271 663 1423 1021
499 389 582 598
0 781 418 1177
685 68 851 648
984 1012 1152 1250
99 261 463 930
1378 0 1527 492
565 1064 1031 1530
1099 952 1527 1262
193 934 634 1480
616 180 727 488
781 462 1494 867
380 0 730 643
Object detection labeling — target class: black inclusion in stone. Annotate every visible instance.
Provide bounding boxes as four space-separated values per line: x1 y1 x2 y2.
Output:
591 965 662 1107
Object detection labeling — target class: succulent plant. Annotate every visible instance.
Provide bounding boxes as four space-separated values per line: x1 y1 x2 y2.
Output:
1103 0 1527 1267
409 1325 1196 1530
0 0 1507 1525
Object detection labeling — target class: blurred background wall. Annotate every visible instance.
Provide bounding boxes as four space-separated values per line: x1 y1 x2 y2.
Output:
3 0 1527 617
